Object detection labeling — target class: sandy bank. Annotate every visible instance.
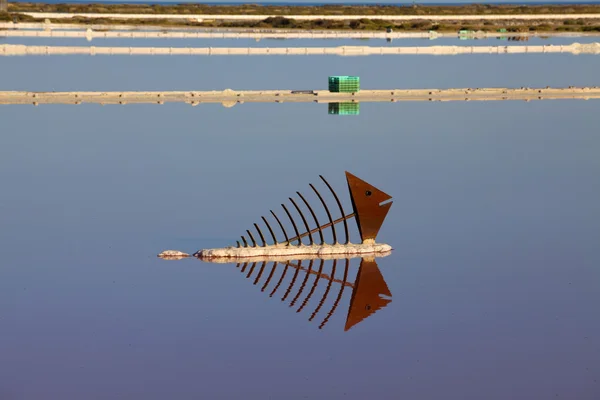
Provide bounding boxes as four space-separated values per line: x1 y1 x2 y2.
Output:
3 25 600 40
1 43 599 56
1 87 599 106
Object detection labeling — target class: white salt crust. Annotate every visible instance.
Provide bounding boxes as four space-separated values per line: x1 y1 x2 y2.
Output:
196 243 392 260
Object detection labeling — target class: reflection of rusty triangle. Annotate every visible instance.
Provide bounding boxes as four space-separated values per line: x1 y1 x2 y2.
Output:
346 171 392 242
344 258 392 331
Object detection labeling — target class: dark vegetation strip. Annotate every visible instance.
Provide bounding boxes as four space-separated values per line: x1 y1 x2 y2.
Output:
2 12 600 33
7 3 600 16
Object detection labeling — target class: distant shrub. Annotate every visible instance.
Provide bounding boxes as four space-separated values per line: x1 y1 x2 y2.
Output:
262 16 293 28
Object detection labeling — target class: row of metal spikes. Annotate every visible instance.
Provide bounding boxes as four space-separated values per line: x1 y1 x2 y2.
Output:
237 258 351 330
237 175 355 248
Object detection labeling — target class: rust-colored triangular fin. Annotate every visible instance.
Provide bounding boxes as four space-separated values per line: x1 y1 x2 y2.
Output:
345 171 393 242
344 258 392 331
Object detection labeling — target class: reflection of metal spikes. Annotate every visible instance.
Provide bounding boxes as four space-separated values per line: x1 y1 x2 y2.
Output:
253 261 267 285
240 262 249 273
310 259 337 321
229 258 391 331
270 263 290 297
235 172 391 249
246 261 257 278
261 262 278 292
289 259 314 307
297 259 325 313
281 259 353 288
282 260 302 301
319 259 350 329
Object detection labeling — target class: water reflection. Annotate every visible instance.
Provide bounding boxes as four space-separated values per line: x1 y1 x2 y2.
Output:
229 257 391 331
328 102 360 116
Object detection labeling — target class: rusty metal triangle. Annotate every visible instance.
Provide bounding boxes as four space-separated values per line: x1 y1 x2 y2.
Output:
346 171 393 242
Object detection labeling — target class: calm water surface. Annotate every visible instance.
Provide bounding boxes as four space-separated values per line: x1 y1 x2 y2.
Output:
1 50 599 399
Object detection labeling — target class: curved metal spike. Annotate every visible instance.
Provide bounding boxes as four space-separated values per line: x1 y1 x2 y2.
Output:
236 241 241 248
261 262 278 292
281 204 302 245
319 258 350 329
289 197 313 246
270 210 290 245
261 216 278 245
290 259 314 307
297 191 324 245
282 260 302 301
310 259 337 321
320 175 350 244
241 236 248 248
246 230 257 248
253 223 267 247
310 183 337 244
297 258 325 313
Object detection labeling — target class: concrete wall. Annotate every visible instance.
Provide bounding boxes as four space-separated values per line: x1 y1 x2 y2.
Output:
1 87 599 106
2 43 599 56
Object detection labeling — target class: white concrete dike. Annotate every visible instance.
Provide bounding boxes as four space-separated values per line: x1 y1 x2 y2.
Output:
1 22 598 39
1 87 599 106
1 43 599 56
3 27 599 40
19 11 600 22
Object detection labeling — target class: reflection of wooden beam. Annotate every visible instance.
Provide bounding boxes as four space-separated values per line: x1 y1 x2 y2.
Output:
283 260 354 289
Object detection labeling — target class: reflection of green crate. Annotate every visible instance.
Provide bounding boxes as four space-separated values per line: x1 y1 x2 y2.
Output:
328 76 360 93
328 102 360 115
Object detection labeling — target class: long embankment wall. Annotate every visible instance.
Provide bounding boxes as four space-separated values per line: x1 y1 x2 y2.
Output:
19 11 600 21
2 43 599 56
0 26 526 40
1 88 599 106
1 22 598 39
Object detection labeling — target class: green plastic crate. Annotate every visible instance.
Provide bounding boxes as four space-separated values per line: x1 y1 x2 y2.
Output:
328 102 360 115
328 76 360 93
